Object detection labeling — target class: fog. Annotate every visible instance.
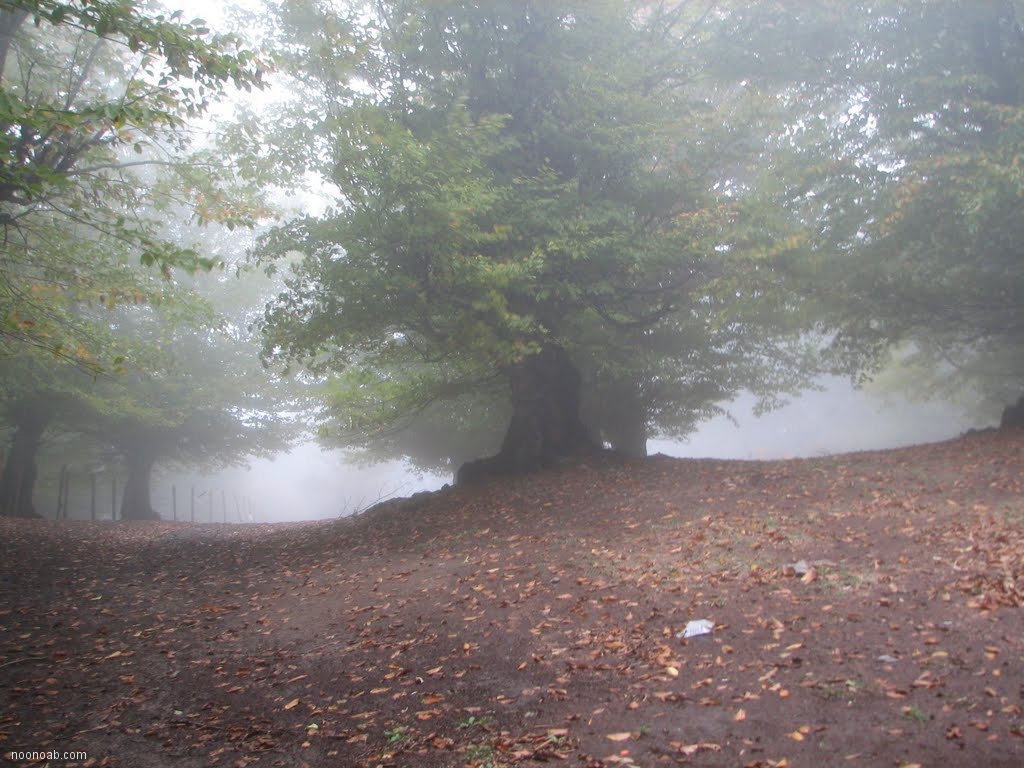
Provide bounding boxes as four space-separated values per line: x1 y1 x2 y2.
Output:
133 4 978 524
653 376 974 460
153 377 975 524
153 449 448 524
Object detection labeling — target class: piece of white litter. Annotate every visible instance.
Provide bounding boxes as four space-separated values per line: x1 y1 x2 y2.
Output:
877 654 899 664
678 619 715 639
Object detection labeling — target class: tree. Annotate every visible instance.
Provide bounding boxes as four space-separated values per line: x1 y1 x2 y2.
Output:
0 0 266 516
0 0 264 354
259 0 818 479
104 293 292 521
757 1 1024 412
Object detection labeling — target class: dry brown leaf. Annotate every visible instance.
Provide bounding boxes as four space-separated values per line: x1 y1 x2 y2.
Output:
674 742 721 756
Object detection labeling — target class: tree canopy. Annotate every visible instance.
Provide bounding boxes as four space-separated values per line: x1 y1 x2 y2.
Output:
760 0 1024 411
8 0 1024 515
0 0 265 365
0 0 273 518
258 0 821 478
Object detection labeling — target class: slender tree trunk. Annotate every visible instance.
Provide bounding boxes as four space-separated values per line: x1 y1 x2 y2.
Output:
457 345 598 484
0 9 29 78
120 449 159 521
0 399 48 518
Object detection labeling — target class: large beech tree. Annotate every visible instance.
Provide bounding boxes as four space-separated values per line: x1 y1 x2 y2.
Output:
259 0 816 479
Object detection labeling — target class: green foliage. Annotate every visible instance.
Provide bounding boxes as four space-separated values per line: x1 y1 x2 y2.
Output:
0 2 284 516
0 0 267 367
259 0 821 463
3 0 264 99
765 0 1024 409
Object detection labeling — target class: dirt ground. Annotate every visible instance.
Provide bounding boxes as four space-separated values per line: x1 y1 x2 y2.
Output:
2 430 1023 768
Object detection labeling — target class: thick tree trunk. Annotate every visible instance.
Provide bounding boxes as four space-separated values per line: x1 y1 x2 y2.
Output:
457 345 598 484
0 400 48 518
120 450 159 521
499 345 596 468
1000 394 1024 430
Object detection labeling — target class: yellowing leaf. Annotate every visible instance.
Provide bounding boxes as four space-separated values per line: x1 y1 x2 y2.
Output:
606 732 633 742
284 698 300 710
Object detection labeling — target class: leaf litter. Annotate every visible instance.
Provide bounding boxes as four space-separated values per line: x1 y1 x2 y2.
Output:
1 431 1024 766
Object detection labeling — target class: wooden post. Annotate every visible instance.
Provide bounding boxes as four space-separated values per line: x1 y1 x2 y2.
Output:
90 473 96 522
8 463 22 519
61 466 70 519
56 465 68 519
190 486 195 523
111 477 117 521
172 485 177 522
221 489 227 524
208 490 213 523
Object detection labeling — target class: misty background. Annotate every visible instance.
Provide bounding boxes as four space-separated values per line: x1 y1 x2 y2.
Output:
4 1 1018 526
151 376 975 524
121 2 981 523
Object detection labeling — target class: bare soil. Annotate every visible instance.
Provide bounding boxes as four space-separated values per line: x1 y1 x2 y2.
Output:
2 431 1024 768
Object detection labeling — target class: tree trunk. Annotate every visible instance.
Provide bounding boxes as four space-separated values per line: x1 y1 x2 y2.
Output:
598 381 648 458
0 399 48 518
457 345 598 484
120 449 159 521
0 9 29 78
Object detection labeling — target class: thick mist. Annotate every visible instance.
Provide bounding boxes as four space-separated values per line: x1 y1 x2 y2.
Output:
151 377 974 524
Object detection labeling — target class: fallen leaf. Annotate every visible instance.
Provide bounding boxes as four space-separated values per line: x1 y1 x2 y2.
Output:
673 742 721 756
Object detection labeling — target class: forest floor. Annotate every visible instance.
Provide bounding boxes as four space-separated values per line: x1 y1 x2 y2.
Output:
2 431 1024 768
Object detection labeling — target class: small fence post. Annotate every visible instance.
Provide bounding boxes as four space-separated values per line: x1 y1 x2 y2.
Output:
56 465 68 519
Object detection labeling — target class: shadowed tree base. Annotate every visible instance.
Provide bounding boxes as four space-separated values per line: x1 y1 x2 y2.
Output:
0 400 47 519
120 451 160 521
457 346 600 485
